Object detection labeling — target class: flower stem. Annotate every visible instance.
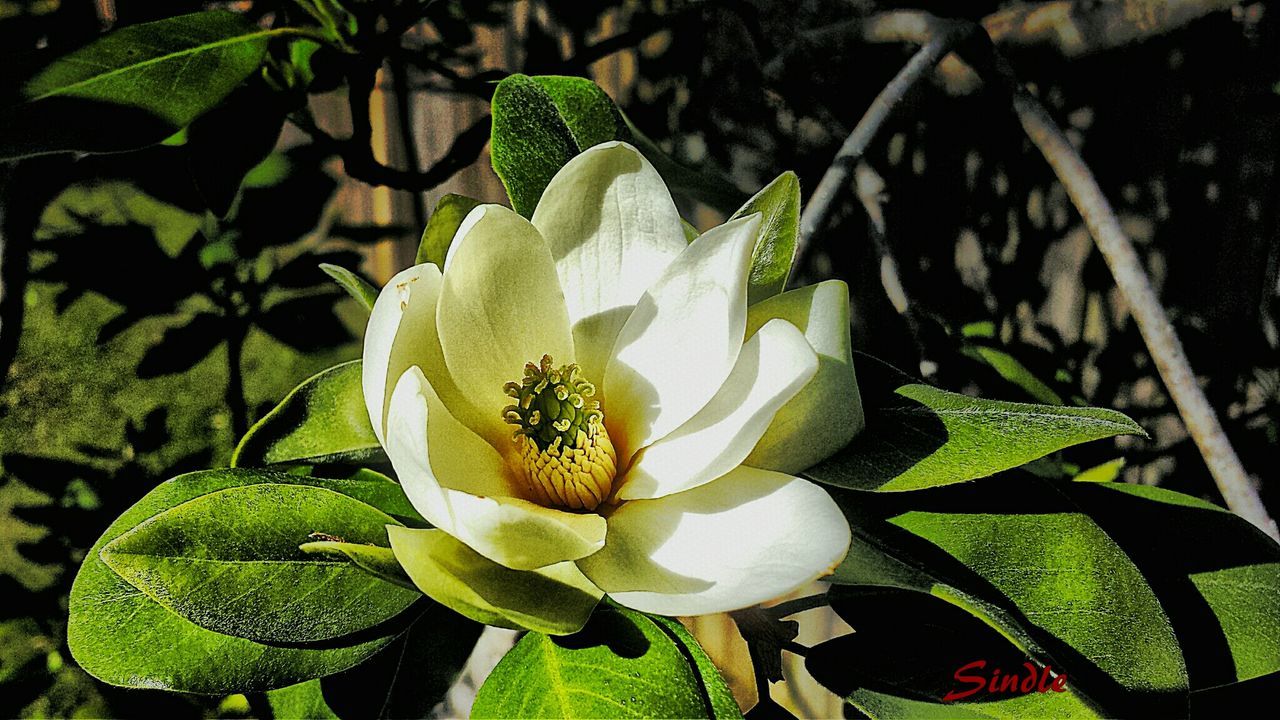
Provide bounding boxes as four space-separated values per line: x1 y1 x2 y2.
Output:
766 593 829 618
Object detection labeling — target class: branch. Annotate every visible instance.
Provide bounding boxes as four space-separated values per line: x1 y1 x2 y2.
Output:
818 11 1279 541
794 23 971 272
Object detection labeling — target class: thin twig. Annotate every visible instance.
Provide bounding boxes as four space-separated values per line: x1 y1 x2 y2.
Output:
765 593 829 618
793 23 970 278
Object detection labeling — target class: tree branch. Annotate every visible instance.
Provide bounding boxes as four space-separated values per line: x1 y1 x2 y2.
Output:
793 23 971 275
807 11 1279 540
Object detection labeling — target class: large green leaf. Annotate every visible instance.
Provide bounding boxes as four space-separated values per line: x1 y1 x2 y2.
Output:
804 355 1144 491
809 587 1100 718
67 469 416 693
471 605 741 719
416 193 482 267
232 360 383 467
731 171 800 305
828 480 1190 716
100 483 421 644
1060 482 1280 688
2 11 279 159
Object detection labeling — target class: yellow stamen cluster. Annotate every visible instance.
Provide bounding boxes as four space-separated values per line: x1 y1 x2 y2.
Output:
502 355 617 511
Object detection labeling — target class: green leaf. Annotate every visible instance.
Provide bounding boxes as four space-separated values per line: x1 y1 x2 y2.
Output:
232 360 382 467
100 483 421 644
532 75 628 151
268 681 340 720
321 603 483 719
647 615 743 719
471 605 740 719
268 604 482 720
319 263 378 312
416 194 482 267
1061 482 1280 687
68 469 414 692
960 344 1064 405
731 171 800 305
804 354 1145 491
810 588 1100 718
826 480 1195 715
2 11 277 159
490 74 584 217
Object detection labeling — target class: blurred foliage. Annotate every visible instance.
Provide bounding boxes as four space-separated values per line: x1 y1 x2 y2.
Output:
1 0 1279 716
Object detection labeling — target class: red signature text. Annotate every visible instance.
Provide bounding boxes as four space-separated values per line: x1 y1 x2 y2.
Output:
941 660 1068 702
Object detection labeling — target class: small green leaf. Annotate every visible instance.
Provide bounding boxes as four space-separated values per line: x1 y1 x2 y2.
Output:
232 360 382 467
68 469 413 692
471 605 741 719
960 344 1064 405
100 483 421 644
2 11 276 159
805 354 1145 491
319 263 378 311
416 194 482 267
490 74 583 217
268 681 340 720
731 171 800 304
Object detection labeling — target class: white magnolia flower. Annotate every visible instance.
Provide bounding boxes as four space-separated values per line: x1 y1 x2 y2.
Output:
364 141 860 634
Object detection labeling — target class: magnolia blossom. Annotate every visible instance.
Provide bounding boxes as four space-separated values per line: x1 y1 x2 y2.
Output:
364 141 861 634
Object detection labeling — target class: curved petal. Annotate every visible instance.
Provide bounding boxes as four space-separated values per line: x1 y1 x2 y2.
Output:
362 263 441 446
386 367 606 571
579 466 850 616
361 262 495 454
603 214 761 459
744 280 865 474
531 141 687 383
618 319 817 500
388 526 601 636
436 204 575 452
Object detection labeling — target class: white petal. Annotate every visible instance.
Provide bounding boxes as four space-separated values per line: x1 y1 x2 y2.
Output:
386 367 606 571
531 142 687 383
618 319 817 500
388 526 601 635
603 214 761 459
579 465 850 616
744 280 865 473
436 204 575 453
362 263 442 446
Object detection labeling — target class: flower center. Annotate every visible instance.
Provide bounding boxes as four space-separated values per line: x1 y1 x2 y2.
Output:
502 355 617 511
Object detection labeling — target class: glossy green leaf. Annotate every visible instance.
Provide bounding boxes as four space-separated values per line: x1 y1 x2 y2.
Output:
2 11 277 159
810 588 1100 718
416 194 482 267
67 469 414 693
648 615 744 719
804 355 1145 491
268 681 340 720
732 171 800 304
471 605 740 719
319 263 378 312
1061 482 1280 688
960 344 1064 405
320 603 483 720
100 483 421 644
890 510 1186 699
388 526 601 636
232 360 382 467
